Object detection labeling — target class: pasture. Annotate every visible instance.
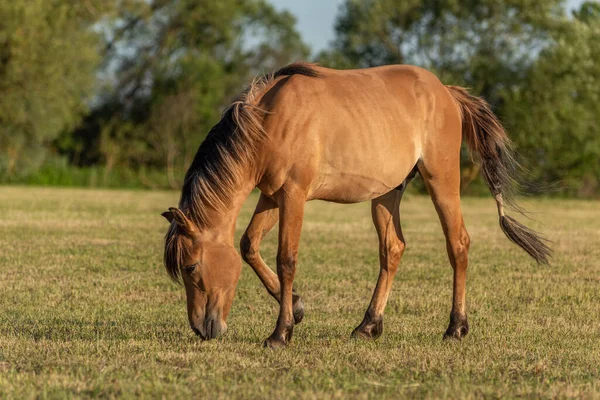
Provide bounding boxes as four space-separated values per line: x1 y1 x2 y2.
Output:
0 186 599 398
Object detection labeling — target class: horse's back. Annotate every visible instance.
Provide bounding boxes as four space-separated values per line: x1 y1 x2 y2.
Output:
256 65 460 202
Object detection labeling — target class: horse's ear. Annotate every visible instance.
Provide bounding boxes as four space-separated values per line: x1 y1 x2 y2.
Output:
168 207 197 234
161 211 174 223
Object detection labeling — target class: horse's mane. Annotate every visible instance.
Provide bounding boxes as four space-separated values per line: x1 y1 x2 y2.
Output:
164 62 321 281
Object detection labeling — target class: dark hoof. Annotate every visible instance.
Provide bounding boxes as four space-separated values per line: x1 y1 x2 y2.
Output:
263 336 288 349
263 326 293 349
443 312 469 340
292 294 304 325
351 317 383 340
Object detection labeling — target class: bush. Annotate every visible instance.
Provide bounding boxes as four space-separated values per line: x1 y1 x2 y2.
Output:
1 156 174 189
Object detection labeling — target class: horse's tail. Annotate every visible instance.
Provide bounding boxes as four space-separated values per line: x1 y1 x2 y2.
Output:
446 85 551 264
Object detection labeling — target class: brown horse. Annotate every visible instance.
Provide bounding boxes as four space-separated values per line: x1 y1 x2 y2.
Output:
161 62 551 348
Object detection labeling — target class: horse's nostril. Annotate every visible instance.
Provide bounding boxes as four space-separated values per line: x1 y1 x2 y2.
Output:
192 326 206 340
206 319 214 339
203 317 224 339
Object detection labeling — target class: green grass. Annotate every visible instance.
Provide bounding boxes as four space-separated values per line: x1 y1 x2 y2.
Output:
1 186 599 399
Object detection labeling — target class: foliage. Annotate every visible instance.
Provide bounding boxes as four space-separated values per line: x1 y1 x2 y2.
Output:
320 0 599 195
0 0 598 195
0 0 116 178
2 156 173 189
503 2 600 196
0 0 308 188
61 0 309 188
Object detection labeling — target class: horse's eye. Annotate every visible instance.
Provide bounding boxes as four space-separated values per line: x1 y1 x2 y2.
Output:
184 263 198 274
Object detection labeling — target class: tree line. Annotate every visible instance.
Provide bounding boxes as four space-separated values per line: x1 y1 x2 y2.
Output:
1 0 598 195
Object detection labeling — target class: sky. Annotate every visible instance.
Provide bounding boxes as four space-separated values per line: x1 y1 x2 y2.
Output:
270 0 591 55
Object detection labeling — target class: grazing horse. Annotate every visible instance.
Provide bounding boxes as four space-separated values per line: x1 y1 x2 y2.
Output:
161 63 551 348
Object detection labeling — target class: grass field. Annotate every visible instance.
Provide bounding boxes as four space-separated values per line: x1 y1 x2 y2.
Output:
1 186 599 398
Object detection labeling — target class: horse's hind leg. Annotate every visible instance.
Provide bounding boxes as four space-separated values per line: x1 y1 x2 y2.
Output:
240 193 304 324
418 158 471 339
352 189 405 340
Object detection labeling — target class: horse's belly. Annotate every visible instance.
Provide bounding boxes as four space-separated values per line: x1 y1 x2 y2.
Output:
308 161 413 203
307 124 420 202
308 174 395 203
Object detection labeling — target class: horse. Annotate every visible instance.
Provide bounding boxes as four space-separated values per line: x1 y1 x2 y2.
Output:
161 62 551 348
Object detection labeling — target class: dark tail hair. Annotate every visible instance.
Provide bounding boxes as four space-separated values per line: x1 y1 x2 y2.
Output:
446 85 552 264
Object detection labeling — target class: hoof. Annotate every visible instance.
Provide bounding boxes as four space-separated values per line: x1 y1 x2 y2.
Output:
292 294 304 325
263 337 288 349
263 326 293 349
351 316 383 340
443 312 469 340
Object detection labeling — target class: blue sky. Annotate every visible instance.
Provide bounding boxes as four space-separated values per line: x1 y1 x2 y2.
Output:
271 0 590 55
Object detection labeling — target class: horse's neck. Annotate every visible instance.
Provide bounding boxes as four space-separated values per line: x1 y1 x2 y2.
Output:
196 181 255 245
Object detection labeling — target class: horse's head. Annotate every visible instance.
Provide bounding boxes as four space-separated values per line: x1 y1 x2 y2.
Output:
162 207 242 340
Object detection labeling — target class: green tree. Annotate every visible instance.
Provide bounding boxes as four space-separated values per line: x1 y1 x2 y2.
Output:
0 0 117 178
65 0 310 188
324 0 565 93
319 0 578 193
503 2 600 195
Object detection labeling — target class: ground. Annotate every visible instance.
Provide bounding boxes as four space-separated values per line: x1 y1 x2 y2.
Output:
0 186 599 399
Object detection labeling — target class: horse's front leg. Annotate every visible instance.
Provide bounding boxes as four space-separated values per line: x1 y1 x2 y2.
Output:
264 188 306 349
240 193 304 324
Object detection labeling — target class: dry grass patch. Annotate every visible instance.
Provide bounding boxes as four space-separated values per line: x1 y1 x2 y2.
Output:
1 186 599 398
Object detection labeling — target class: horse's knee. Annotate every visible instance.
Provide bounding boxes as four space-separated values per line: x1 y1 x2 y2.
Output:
240 233 258 264
276 253 297 280
461 227 470 249
450 228 470 266
386 239 406 269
